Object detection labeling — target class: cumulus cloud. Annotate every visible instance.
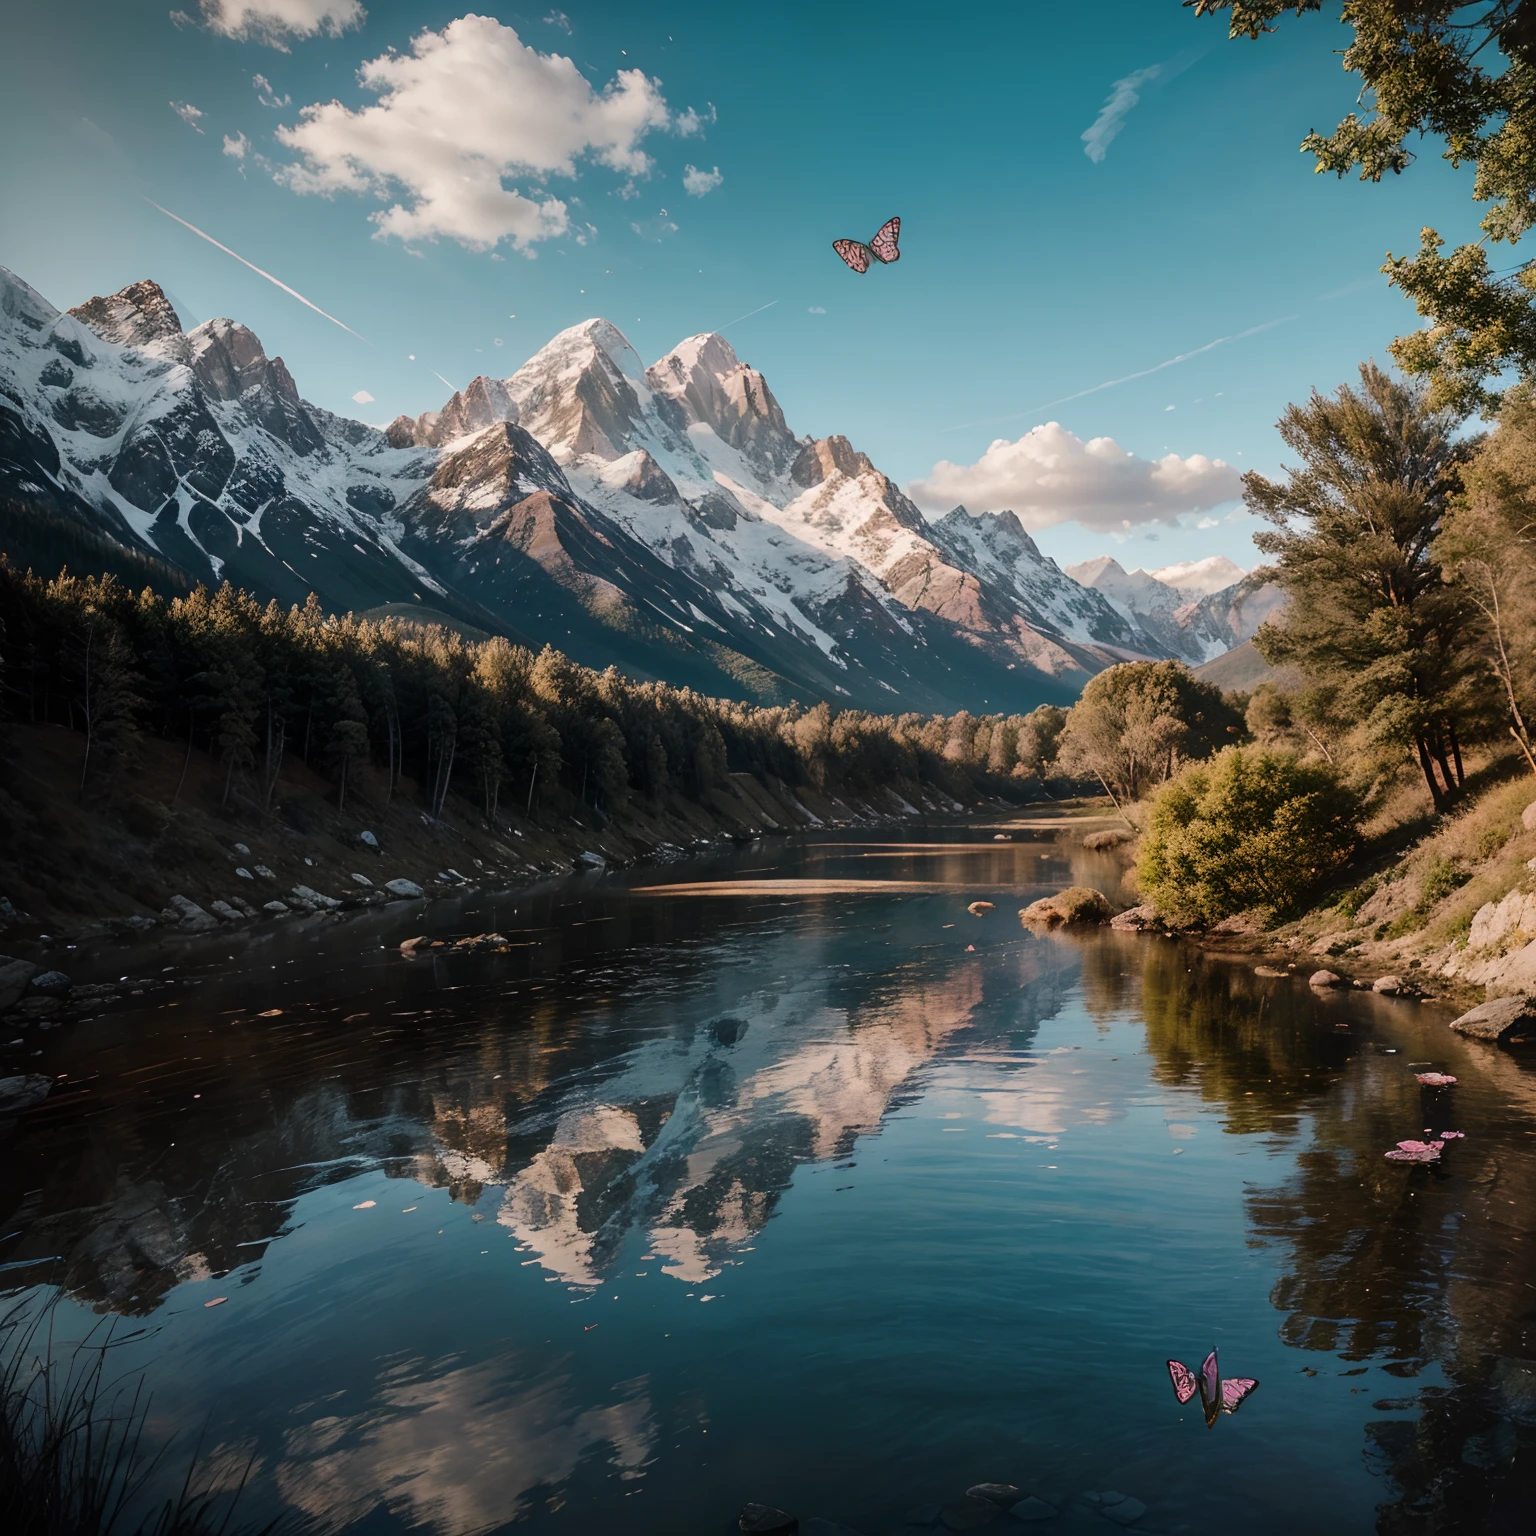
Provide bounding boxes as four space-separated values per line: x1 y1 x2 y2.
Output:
253 73 291 108
222 131 249 159
274 15 675 251
908 422 1241 533
675 104 715 137
808 305 826 314
682 163 722 197
171 101 205 133
1082 64 1163 164
351 389 374 403
199 0 365 49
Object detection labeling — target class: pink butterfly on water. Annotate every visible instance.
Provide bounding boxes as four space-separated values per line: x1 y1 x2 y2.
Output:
1385 1139 1443 1163
832 216 901 274
1415 1072 1457 1087
1167 1348 1259 1428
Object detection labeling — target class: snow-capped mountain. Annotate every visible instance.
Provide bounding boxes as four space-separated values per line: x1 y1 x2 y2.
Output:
1065 554 1282 666
1 265 1255 711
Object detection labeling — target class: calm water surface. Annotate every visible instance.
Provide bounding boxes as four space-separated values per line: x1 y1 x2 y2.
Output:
4 818 1536 1534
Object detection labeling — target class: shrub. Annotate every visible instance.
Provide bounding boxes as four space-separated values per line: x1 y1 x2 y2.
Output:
1137 746 1362 925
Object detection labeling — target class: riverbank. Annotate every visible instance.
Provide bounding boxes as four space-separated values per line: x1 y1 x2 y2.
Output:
0 721 1108 1036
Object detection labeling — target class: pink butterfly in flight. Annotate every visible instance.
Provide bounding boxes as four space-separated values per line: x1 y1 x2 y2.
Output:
1415 1072 1457 1087
1167 1348 1259 1428
833 216 901 274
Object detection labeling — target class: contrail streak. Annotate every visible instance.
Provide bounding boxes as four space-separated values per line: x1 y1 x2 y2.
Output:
430 370 455 392
945 314 1298 432
144 198 369 343
718 299 778 332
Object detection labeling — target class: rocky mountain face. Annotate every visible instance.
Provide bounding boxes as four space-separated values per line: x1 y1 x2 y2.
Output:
1 264 1257 712
1066 554 1282 667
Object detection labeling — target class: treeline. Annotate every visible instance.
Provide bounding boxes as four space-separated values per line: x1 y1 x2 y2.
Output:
0 564 1071 823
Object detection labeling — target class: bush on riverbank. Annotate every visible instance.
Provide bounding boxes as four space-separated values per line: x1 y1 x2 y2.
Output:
1138 747 1362 925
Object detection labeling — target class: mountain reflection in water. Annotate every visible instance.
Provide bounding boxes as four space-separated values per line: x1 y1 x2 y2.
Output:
3 821 1536 1534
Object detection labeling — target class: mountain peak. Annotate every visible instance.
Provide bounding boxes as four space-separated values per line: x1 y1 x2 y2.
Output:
69 280 185 353
791 435 876 488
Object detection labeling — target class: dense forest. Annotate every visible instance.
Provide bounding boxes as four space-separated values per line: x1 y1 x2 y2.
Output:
0 562 1071 827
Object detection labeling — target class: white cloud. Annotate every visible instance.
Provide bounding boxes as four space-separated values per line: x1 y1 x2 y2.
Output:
675 104 715 137
908 421 1241 532
808 305 826 314
1081 64 1162 164
274 15 675 251
682 164 722 197
351 388 374 403
542 9 571 31
223 131 250 159
253 73 291 108
171 101 205 133
199 0 365 49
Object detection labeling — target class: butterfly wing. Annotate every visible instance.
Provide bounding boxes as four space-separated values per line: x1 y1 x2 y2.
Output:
1167 1359 1199 1406
869 216 901 264
833 239 872 274
1220 1377 1259 1414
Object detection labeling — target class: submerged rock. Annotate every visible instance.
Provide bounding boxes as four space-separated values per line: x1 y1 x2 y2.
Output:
1007 1497 1057 1522
964 1484 1020 1506
1019 887 1114 926
1450 994 1536 1042
1309 969 1342 988
967 901 995 916
739 1506 798 1534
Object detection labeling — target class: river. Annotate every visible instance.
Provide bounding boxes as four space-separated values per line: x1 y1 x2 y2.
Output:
3 815 1535 1533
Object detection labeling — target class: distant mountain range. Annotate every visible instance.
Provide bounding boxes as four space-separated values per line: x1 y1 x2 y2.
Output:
0 266 1278 712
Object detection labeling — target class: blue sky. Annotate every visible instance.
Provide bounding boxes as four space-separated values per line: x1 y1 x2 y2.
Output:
1 0 1480 574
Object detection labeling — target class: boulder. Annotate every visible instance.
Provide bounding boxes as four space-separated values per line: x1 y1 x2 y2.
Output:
384 878 425 899
359 830 379 850
209 901 245 923
230 897 259 918
967 901 995 916
351 873 373 887
1450 994 1536 1042
0 1074 51 1114
1254 965 1288 978
1083 828 1131 850
234 867 254 880
1019 887 1114 927
1309 970 1342 988
254 864 275 878
399 935 430 954
1111 903 1163 932
162 895 218 933
1373 974 1406 995
291 884 341 911
28 970 72 996
234 842 251 855
1007 1499 1057 1523
1523 801 1536 833
578 851 607 868
261 900 290 916
17 997 59 1019
0 959 41 1012
739 1506 798 1534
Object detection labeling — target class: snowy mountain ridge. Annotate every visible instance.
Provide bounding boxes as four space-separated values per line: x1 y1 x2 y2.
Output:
1 266 1263 712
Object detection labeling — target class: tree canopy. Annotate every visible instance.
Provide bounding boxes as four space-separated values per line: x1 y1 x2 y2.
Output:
1188 1 1536 413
